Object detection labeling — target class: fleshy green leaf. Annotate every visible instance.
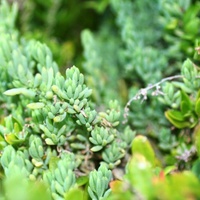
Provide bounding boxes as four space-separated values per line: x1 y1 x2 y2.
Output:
91 145 103 152
4 133 24 145
165 110 191 128
131 135 155 166
27 102 45 109
195 98 200 117
65 188 86 200
76 176 89 187
4 88 36 98
165 110 185 121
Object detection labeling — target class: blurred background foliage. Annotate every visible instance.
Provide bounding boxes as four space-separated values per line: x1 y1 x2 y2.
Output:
0 0 200 199
8 0 103 68
7 0 200 165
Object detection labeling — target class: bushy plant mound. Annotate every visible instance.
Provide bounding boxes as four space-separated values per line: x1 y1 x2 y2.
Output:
0 1 134 199
0 1 200 200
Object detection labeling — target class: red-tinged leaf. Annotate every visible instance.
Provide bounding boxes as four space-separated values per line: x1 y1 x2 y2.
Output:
109 180 123 192
159 171 165 181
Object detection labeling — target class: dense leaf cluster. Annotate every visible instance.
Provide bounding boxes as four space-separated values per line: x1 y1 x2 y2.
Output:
0 0 200 200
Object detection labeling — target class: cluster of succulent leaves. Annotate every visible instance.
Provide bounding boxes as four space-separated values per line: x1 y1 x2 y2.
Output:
0 1 135 199
1 0 200 200
106 54 200 199
108 52 200 200
81 0 200 141
164 60 200 129
159 0 200 59
108 48 200 199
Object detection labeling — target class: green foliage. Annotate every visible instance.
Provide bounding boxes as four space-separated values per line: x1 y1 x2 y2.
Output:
12 0 101 68
131 135 156 166
81 0 200 137
159 0 200 58
43 153 76 199
161 58 200 130
0 1 135 199
88 164 112 200
1 0 200 199
1 173 51 200
165 89 198 129
108 137 200 200
81 0 164 136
